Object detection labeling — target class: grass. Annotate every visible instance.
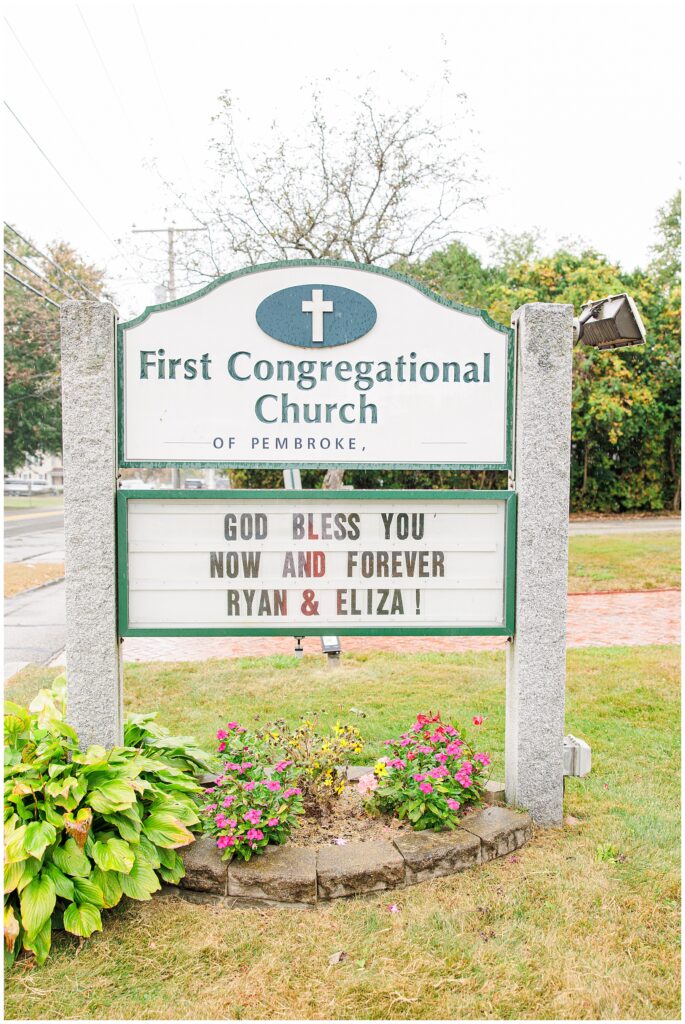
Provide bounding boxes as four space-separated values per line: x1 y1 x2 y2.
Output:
4 495 64 511
568 531 680 592
5 645 680 1020
4 562 64 598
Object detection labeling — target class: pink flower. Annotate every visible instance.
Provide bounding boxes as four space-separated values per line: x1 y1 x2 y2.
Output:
447 798 461 811
222 795 235 808
217 742 226 753
217 729 228 740
435 752 448 764
267 817 279 827
333 837 348 845
217 835 235 849
428 766 449 779
203 803 217 814
472 715 484 726
387 903 400 914
460 761 473 773
263 780 281 792
227 722 240 730
387 758 405 770
243 781 256 792
240 762 253 772
417 745 433 755
246 828 264 842
419 781 433 794
412 721 423 733
215 813 229 828
358 772 378 798
406 751 416 761
445 741 463 756
413 772 427 783
399 737 411 747
224 762 241 771
455 771 472 787
283 787 302 799
244 808 262 825
274 760 292 773
474 753 491 767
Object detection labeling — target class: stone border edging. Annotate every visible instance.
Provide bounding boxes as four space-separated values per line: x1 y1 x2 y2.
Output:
172 804 533 909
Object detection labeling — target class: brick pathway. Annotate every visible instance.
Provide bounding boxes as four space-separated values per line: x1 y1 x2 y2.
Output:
117 589 680 663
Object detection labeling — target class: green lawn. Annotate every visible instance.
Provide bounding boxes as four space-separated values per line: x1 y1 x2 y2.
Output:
4 495 64 511
568 531 680 592
5 646 680 1020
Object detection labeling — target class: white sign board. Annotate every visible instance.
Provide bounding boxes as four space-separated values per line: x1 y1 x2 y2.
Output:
119 492 516 636
118 263 513 469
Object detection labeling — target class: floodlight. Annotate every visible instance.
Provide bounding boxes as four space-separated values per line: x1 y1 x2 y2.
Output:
574 293 646 349
320 635 342 664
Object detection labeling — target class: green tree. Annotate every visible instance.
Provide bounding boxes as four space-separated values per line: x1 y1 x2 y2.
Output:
3 230 105 472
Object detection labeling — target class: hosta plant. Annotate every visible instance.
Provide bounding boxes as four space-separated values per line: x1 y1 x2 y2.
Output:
202 722 304 861
254 715 364 817
360 711 490 831
4 678 208 966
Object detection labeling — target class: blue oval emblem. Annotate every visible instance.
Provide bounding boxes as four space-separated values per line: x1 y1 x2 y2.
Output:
256 284 376 348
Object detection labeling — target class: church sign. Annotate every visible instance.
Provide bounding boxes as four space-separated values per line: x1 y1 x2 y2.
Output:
118 261 513 470
117 489 516 636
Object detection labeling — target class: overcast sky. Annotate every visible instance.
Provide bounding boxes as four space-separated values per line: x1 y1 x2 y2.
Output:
4 0 682 317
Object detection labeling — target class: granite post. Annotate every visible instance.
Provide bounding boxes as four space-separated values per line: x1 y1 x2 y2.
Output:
60 301 123 748
505 302 574 825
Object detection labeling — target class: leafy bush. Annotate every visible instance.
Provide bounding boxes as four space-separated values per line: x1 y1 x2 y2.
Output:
4 679 208 966
361 711 490 831
201 722 304 861
255 715 364 817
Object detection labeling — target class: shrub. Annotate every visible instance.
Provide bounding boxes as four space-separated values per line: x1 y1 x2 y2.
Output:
201 722 304 861
4 679 209 966
361 711 490 831
255 715 364 817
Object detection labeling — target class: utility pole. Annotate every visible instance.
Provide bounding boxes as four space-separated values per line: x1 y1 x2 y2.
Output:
132 225 206 488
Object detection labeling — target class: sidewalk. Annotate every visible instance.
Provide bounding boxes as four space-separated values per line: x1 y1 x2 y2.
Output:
46 588 679 666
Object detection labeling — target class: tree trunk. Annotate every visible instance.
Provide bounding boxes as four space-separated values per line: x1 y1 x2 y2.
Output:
323 468 346 490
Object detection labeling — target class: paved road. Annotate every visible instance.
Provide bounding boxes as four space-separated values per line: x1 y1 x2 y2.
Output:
5 580 65 680
4 508 65 563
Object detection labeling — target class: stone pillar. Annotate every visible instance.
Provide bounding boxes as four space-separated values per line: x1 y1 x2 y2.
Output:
60 302 123 749
505 302 574 825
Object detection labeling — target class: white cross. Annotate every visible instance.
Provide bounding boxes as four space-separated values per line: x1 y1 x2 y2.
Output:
301 289 333 343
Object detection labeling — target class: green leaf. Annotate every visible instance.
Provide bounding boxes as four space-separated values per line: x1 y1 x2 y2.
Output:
88 779 137 814
51 838 91 877
102 809 141 843
72 876 105 908
157 851 185 885
4 823 29 865
91 867 123 909
137 834 161 869
118 852 160 901
19 873 56 938
63 902 102 938
22 916 51 964
142 811 194 849
43 862 75 901
92 837 135 874
24 820 57 860
4 861 27 895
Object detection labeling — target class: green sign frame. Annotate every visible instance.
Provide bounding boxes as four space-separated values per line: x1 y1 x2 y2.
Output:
117 488 517 638
116 259 514 472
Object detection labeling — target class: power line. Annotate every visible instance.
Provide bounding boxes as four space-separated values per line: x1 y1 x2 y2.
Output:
4 247 76 300
76 5 133 128
4 101 151 287
5 15 111 182
4 269 60 309
133 7 192 178
4 223 101 300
